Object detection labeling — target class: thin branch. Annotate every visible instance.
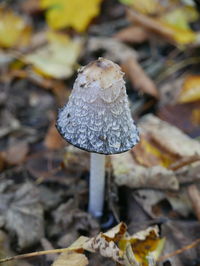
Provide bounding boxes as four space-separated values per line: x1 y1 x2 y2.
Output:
158 238 200 262
0 247 79 264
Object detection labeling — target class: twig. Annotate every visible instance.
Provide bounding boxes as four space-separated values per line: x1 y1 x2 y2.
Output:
0 248 79 264
158 238 200 262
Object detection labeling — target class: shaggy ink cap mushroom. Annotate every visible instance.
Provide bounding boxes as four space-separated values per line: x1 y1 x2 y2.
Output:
57 57 139 155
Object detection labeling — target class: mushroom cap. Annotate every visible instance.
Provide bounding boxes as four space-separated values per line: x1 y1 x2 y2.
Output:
56 58 139 155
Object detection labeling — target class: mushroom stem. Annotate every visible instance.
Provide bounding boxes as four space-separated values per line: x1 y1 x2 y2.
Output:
89 153 106 218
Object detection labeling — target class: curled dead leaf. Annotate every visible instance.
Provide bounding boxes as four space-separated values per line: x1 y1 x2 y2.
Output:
119 226 165 266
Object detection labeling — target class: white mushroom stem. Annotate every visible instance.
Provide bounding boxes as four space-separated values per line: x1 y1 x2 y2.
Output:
88 153 106 218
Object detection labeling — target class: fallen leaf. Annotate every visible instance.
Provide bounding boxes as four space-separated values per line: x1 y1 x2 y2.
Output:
128 9 197 45
139 114 200 158
134 188 193 218
52 198 99 238
162 6 199 31
175 160 200 184
1 141 29 165
83 232 125 264
0 110 20 138
0 7 31 48
161 220 200 265
0 182 44 249
178 75 200 103
40 0 103 32
121 57 159 98
0 231 14 266
52 251 88 266
157 103 200 138
112 151 179 190
24 32 82 79
133 133 177 168
102 222 127 242
119 226 165 266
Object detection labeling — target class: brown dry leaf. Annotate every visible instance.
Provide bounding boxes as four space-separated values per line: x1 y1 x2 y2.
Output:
52 223 126 264
157 102 200 138
121 57 159 98
44 121 65 149
52 251 88 266
161 220 200 266
1 141 29 165
111 151 179 190
0 182 44 249
139 114 200 158
102 222 127 242
114 26 148 43
0 7 31 48
83 233 125 264
178 75 200 103
134 188 193 218
113 116 200 190
133 132 177 168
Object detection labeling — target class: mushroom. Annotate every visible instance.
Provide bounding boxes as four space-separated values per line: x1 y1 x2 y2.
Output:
56 58 139 218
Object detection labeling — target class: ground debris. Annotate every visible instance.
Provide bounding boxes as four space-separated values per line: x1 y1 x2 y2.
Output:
0 182 44 249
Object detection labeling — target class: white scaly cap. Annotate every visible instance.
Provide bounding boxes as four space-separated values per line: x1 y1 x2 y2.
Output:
57 57 139 154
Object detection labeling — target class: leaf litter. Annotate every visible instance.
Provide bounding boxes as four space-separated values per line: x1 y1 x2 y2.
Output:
1 0 200 265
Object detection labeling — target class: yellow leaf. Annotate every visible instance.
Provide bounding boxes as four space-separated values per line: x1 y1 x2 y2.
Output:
0 7 31 48
23 32 82 79
157 20 196 44
162 6 199 30
40 0 102 32
52 251 88 266
178 75 200 103
133 133 177 168
119 226 165 266
157 5 198 44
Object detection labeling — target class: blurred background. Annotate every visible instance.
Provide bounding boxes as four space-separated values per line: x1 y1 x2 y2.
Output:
0 0 200 265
